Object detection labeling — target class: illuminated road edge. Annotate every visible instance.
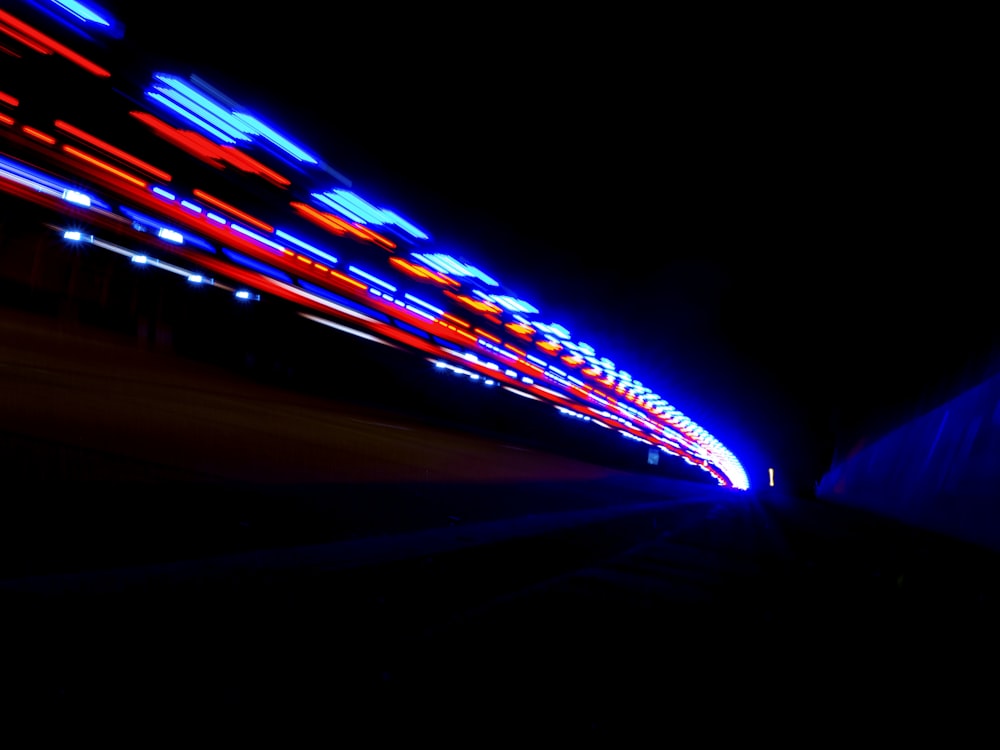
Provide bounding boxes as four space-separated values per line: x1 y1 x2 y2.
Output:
0 1 748 490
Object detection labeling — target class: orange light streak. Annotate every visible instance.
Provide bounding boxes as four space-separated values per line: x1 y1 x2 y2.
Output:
54 120 171 182
347 223 396 251
441 324 478 344
0 114 15 126
193 189 273 233
388 256 460 287
505 322 535 338
441 313 470 328
0 91 18 107
536 340 563 354
62 144 147 187
289 201 396 250
0 11 110 77
21 125 55 144
290 201 348 236
328 269 368 291
473 328 501 343
443 290 503 315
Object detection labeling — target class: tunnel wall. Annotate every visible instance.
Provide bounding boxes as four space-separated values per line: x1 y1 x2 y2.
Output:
817 370 1000 552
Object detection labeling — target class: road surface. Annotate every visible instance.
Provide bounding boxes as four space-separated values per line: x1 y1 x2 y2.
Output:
2 303 999 736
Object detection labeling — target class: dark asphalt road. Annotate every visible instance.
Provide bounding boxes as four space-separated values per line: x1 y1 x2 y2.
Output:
2 304 999 737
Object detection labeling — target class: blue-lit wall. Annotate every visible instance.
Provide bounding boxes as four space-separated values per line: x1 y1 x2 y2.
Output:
817 370 1000 552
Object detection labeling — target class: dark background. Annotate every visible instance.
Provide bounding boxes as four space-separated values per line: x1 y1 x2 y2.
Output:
40 3 997 492
5 5 1000 729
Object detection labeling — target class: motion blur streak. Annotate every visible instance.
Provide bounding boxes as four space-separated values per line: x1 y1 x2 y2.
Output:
0 0 750 490
21 125 56 144
54 120 173 182
62 144 148 187
0 8 110 76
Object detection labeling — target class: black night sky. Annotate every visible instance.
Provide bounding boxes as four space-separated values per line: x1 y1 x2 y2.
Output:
90 3 993 492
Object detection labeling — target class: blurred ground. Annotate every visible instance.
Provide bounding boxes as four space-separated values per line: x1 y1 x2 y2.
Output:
1 303 998 738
